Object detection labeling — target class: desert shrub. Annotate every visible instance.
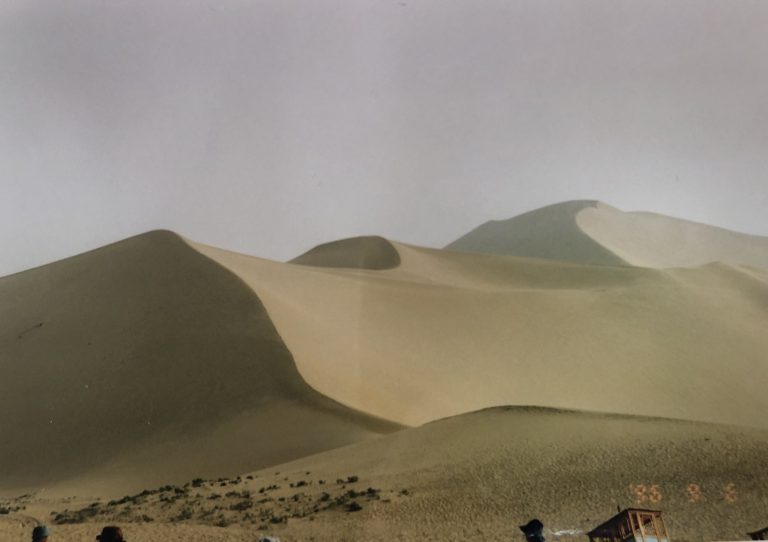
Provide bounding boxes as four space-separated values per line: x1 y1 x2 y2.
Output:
172 508 193 521
229 500 253 511
347 501 363 512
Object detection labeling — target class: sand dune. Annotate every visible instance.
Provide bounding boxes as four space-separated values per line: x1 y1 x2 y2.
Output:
3 203 767 540
0 231 400 497
445 200 627 266
446 200 768 269
291 236 401 270
193 236 768 430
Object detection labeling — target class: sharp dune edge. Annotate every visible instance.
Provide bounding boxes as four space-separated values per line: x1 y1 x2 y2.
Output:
2 201 767 541
446 200 768 269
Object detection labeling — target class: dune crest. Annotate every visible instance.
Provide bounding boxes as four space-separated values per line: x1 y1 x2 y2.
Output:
445 200 626 266
576 203 768 268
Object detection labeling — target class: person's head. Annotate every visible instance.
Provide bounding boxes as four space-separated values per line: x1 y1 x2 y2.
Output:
96 526 124 542
520 519 545 542
32 525 50 542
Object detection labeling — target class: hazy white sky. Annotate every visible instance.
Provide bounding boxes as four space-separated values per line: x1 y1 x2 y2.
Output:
1 0 767 277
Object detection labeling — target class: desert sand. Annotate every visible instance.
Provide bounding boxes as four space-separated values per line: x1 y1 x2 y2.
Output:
3 408 767 541
1 202 766 541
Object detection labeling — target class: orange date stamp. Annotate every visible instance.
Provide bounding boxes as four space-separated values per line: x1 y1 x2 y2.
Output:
629 483 737 504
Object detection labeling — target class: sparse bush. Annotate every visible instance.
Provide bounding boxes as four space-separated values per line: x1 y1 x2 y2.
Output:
347 501 363 512
172 508 193 522
229 500 253 511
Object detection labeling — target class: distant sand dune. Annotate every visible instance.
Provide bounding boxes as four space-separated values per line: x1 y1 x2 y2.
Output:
291 236 401 270
445 200 628 266
0 231 400 496
446 200 768 269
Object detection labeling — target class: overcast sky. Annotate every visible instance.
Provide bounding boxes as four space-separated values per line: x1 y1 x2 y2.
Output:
1 0 767 277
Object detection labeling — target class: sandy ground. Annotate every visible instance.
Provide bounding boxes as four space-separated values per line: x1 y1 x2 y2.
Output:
2 408 766 541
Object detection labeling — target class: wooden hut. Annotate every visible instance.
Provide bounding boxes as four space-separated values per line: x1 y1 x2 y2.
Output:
587 508 670 542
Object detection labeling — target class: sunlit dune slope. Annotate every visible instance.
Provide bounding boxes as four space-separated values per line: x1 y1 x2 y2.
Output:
0 231 401 496
192 238 768 429
291 236 401 270
446 200 768 269
247 407 768 542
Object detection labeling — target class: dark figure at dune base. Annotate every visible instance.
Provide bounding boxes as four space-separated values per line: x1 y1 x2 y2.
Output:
520 518 545 542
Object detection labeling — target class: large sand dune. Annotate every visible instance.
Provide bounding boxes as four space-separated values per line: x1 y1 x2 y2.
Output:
0 231 400 496
446 200 768 269
194 236 768 429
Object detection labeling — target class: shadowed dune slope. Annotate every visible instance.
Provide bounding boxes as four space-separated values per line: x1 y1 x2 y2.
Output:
447 200 768 269
193 239 768 429
445 201 628 266
0 231 401 496
247 407 768 542
290 236 401 270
